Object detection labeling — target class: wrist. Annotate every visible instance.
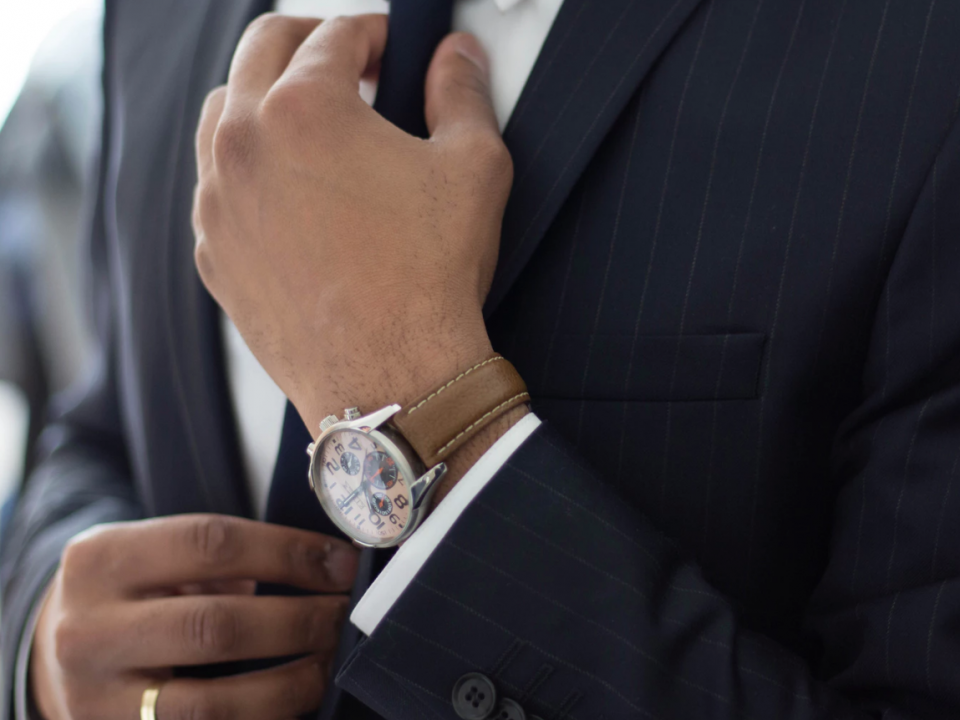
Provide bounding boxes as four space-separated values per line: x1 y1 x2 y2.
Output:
428 403 530 512
300 324 494 435
306 348 528 548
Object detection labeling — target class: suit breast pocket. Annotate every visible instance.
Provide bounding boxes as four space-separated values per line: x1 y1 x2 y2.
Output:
519 332 767 402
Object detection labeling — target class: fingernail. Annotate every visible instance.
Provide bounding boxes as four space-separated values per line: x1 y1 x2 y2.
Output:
454 34 489 75
324 542 359 587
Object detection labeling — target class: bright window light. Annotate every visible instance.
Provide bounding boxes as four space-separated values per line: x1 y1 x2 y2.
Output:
0 381 28 505
0 0 101 131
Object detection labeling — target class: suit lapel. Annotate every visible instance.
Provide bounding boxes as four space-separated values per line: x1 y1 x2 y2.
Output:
159 0 273 516
486 0 709 315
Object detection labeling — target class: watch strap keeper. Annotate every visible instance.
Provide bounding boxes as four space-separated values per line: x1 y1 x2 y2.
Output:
391 354 529 467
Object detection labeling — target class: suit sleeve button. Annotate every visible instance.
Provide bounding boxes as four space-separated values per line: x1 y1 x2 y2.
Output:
492 698 526 720
452 673 498 720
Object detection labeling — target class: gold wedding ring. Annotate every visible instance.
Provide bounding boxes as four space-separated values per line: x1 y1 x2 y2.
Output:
140 684 164 720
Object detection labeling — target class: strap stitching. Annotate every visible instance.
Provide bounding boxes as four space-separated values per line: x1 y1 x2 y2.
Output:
406 356 506 415
434 392 530 457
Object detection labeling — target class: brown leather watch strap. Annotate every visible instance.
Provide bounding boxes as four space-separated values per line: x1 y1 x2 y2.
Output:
390 354 529 467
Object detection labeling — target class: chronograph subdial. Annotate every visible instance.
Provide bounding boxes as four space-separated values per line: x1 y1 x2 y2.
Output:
369 492 393 516
363 451 398 489
339 451 361 476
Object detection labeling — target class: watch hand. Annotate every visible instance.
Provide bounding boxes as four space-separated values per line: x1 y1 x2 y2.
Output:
341 484 365 506
360 479 377 512
343 450 375 511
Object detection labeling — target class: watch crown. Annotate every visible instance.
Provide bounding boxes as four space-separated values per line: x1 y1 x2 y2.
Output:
319 415 339 432
344 407 361 421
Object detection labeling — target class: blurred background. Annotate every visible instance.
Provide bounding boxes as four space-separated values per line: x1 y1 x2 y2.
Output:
0 0 103 531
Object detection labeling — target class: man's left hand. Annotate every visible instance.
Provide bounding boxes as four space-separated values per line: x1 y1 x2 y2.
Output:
193 13 513 437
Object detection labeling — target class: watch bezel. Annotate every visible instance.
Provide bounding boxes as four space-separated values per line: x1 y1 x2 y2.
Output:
307 404 446 548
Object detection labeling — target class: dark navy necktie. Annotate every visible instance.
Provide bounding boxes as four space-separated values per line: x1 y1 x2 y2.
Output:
262 3 456 717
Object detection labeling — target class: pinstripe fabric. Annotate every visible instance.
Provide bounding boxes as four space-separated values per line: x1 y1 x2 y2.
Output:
3 0 960 718
339 0 960 717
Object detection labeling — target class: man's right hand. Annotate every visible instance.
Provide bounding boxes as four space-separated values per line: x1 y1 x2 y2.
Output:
30 514 359 720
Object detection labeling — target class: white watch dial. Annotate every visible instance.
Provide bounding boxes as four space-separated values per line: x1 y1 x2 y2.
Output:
316 429 412 545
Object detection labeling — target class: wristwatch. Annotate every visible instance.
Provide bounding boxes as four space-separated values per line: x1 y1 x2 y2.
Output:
306 354 529 548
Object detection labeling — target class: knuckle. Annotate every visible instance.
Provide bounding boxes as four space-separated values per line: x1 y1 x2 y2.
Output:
192 183 220 235
62 686 98 720
193 237 215 289
212 113 259 173
465 133 513 183
188 515 240 567
298 599 328 649
323 14 361 40
260 81 313 127
61 523 140 592
191 187 203 236
52 617 88 671
245 11 288 39
61 530 110 585
60 538 89 579
200 86 226 120
185 600 240 657
285 537 326 579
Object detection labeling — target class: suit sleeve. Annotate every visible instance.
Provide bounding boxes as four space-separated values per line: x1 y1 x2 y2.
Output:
335 124 960 720
0 8 141 719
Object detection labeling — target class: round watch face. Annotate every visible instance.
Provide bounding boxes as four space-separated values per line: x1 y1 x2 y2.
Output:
315 429 412 545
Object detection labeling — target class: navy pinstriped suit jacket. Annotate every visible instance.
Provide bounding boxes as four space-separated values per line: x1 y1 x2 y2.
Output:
4 0 960 717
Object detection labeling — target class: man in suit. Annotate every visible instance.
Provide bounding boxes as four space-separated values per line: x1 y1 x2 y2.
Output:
4 0 960 718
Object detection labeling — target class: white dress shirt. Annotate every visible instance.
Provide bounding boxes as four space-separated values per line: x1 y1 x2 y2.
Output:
18 3 559 718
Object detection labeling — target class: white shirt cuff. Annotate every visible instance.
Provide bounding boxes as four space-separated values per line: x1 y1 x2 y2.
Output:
350 412 541 636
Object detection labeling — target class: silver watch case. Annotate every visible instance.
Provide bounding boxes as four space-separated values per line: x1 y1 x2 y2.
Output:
306 404 447 548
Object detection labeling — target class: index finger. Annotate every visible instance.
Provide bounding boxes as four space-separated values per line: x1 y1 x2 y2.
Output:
66 515 358 597
280 14 387 90
226 14 323 104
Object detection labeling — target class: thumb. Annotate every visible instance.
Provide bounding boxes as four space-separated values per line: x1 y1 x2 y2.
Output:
424 32 499 142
